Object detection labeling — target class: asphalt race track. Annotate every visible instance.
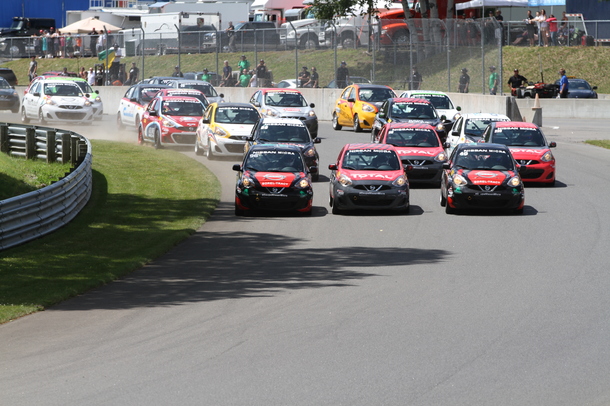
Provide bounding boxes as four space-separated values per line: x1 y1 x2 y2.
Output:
2 112 610 405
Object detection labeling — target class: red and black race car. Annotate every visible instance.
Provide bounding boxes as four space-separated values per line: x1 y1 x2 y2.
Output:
329 143 410 214
233 144 314 216
482 121 556 186
440 143 525 214
376 122 447 185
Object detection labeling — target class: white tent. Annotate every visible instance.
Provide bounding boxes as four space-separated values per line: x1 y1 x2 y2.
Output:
60 17 122 34
456 0 528 10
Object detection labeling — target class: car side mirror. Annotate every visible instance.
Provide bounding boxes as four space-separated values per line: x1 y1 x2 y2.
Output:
130 97 137 102
32 92 40 97
246 137 253 142
309 167 318 174
549 141 557 148
232 164 242 171
85 93 91 98
444 142 451 149
440 115 447 121
314 138 321 144
309 103 315 108
378 113 385 118
95 90 100 94
149 110 157 116
202 118 210 124
456 106 461 111
219 93 225 98
442 163 451 170
252 102 260 107
593 86 598 90
347 97 355 103
328 164 337 170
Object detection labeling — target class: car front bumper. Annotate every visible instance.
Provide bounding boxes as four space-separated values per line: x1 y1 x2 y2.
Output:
332 182 409 211
236 187 313 212
446 184 524 210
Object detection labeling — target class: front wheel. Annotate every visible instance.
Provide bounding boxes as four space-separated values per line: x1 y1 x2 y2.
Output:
353 114 362 132
439 190 447 207
38 108 46 125
116 113 125 129
194 139 203 156
332 113 342 130
445 202 456 214
21 107 29 123
206 142 216 160
137 126 144 145
153 128 161 149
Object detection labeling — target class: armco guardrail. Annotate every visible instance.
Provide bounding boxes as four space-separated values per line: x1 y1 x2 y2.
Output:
0 123 92 251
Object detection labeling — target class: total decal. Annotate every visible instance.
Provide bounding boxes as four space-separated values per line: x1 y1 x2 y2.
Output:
509 148 547 155
396 148 437 156
350 172 399 180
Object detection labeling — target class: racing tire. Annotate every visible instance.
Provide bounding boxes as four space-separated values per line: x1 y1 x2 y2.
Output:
11 107 19 114
332 113 342 131
440 192 447 207
300 208 313 216
206 143 216 160
21 107 29 124
153 129 161 149
137 126 144 145
331 201 342 215
514 207 524 215
544 179 556 187
38 109 46 125
116 113 125 130
194 140 203 156
312 172 319 182
234 205 244 216
353 114 362 133
445 203 456 214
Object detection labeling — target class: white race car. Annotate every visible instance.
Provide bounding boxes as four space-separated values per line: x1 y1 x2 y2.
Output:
446 112 510 154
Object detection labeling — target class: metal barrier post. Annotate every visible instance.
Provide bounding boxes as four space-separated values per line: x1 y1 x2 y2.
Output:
0 124 8 153
25 127 36 160
46 130 57 163
61 133 71 163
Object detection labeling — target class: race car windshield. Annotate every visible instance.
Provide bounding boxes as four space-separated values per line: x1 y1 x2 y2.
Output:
493 128 545 146
257 125 310 143
141 88 164 103
415 94 453 110
73 81 94 94
178 83 218 97
44 84 82 97
265 93 307 107
342 150 401 171
161 101 204 117
568 80 591 90
359 88 395 102
391 103 437 119
386 129 439 147
171 92 209 107
215 107 259 124
245 150 305 172
465 119 497 136
455 150 514 171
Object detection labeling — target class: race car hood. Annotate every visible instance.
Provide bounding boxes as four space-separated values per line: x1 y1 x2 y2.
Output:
435 108 459 120
252 171 297 187
256 141 313 151
507 147 551 160
462 169 512 185
47 96 87 106
394 146 444 158
166 115 200 128
219 123 255 137
341 169 404 182
391 117 440 126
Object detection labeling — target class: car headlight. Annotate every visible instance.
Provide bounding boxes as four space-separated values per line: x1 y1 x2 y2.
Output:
436 123 445 132
507 176 522 187
361 103 375 113
214 126 228 137
434 151 448 162
338 173 352 187
84 101 92 107
296 178 311 189
241 175 255 188
44 98 56 105
95 96 101 102
302 147 316 157
308 110 316 117
264 108 279 117
451 174 468 186
392 175 408 187
540 151 554 162
162 119 176 127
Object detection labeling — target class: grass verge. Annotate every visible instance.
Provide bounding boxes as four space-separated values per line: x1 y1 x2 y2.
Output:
0 140 220 324
0 154 71 200
584 140 610 149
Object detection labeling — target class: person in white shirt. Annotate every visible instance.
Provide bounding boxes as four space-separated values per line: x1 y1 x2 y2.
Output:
87 67 96 86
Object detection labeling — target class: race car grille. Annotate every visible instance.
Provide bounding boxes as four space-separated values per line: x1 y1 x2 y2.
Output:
517 159 540 165
352 197 396 207
172 133 197 144
472 185 507 192
56 112 87 120
353 185 392 191
402 159 432 166
229 135 249 140
281 114 308 121
520 169 545 179
59 105 83 110
226 144 245 153
177 126 198 132
263 187 286 194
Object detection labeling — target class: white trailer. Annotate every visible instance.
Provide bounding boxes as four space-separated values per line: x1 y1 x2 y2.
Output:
251 0 307 26
149 1 251 29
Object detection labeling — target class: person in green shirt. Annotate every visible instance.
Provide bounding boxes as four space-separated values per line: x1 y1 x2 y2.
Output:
200 68 211 82
237 55 250 72
239 68 251 87
489 65 498 95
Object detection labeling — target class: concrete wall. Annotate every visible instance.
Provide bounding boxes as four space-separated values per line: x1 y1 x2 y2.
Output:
19 85 608 122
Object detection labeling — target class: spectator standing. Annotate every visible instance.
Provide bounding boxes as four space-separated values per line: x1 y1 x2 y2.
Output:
79 67 87 80
126 62 139 85
558 68 569 98
248 70 258 87
534 11 543 46
410 66 423 90
488 66 498 95
87 67 96 85
74 34 82 55
117 64 126 85
508 68 528 96
547 14 558 46
458 68 470 93
172 65 184 78
298 66 310 87
59 67 70 77
89 29 98 56
96 30 106 55
539 9 549 46
200 68 211 82
256 59 268 87
110 44 122 78
41 31 48 58
335 61 350 89
28 56 37 82
226 22 235 52
309 67 319 88
239 68 251 87
221 60 233 86
525 10 536 47
237 55 250 71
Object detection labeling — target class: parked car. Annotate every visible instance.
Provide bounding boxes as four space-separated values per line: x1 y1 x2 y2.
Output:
440 143 525 214
233 144 314 216
249 88 318 137
0 67 17 86
220 21 280 50
329 143 410 214
116 83 171 129
195 102 261 159
275 79 298 89
332 84 396 132
21 79 93 124
553 78 598 98
482 121 557 186
0 77 19 113
137 95 204 148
